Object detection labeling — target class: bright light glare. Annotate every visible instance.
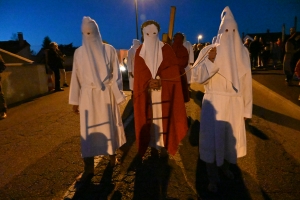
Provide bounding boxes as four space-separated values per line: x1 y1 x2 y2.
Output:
119 65 126 72
198 35 203 40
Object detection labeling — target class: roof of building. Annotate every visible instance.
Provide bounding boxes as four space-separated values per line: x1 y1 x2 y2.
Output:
0 40 30 54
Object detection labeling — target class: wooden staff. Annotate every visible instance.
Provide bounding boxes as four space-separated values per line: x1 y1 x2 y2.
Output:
165 6 176 45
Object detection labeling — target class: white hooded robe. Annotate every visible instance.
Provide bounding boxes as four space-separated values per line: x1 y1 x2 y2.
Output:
69 17 126 158
183 38 194 83
127 39 141 90
191 7 252 166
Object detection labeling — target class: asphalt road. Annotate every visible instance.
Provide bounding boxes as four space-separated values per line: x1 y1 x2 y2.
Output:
0 69 300 200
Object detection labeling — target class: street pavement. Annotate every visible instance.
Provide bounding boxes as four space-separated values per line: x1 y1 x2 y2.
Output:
0 67 299 199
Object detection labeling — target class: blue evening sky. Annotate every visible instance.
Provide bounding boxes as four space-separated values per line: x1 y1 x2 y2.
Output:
1 0 299 52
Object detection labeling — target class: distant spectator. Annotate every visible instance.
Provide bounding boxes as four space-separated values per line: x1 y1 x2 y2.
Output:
276 38 284 63
283 27 300 85
261 45 270 68
291 49 300 78
194 43 204 62
271 40 281 69
47 42 65 91
243 38 251 52
0 54 7 120
258 37 265 67
127 39 141 92
249 36 260 68
58 51 69 88
294 53 300 78
294 58 300 100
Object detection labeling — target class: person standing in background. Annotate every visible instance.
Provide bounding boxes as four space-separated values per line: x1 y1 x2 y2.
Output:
127 39 141 93
58 50 69 88
47 42 64 91
283 27 300 85
172 32 190 102
0 54 7 120
183 34 194 86
258 37 265 67
249 36 260 68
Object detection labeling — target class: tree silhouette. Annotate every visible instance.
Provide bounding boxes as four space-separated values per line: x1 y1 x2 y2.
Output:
42 36 52 49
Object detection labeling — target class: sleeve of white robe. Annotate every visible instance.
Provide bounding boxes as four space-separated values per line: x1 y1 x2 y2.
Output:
109 45 126 104
69 49 81 105
191 56 219 84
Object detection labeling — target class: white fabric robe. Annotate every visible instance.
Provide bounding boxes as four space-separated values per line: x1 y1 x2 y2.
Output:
183 41 194 83
191 47 252 166
69 44 126 158
127 47 137 90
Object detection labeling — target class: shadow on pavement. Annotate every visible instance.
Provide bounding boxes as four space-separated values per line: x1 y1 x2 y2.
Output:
253 104 300 131
189 88 204 108
195 158 252 200
248 116 300 199
72 163 115 199
130 153 172 199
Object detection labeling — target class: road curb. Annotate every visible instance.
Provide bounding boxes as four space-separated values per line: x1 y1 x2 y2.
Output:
252 79 300 114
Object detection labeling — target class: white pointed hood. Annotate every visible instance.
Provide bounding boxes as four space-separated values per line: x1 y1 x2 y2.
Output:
81 16 108 89
214 6 250 91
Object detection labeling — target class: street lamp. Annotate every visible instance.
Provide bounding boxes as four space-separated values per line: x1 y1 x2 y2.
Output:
134 0 139 39
198 34 203 44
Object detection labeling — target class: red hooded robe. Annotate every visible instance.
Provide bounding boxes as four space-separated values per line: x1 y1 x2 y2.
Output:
133 43 188 156
172 33 190 102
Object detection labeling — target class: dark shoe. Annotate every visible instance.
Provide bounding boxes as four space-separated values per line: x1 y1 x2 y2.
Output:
55 88 64 91
0 112 7 120
63 83 69 87
76 171 94 183
285 81 292 86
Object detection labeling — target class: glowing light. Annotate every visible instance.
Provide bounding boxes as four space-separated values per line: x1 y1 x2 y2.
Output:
198 34 203 43
119 65 126 72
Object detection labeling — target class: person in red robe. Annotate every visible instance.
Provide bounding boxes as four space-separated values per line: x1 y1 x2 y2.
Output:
172 32 190 102
133 20 188 157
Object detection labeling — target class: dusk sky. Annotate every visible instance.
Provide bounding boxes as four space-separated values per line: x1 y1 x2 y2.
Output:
1 0 299 53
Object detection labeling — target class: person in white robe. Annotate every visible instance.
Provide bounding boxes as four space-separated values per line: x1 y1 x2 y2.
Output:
69 16 126 182
127 39 141 91
191 6 252 193
183 35 194 84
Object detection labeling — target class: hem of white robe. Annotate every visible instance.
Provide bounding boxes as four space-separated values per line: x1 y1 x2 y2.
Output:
69 100 79 105
81 125 126 158
244 113 252 119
